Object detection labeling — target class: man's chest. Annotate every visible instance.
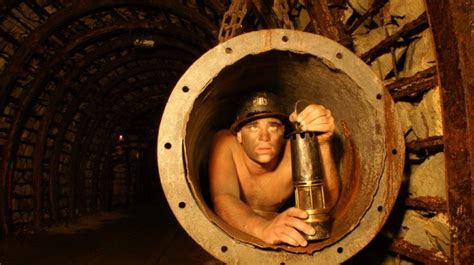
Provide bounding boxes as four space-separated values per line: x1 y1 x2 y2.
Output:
237 170 293 211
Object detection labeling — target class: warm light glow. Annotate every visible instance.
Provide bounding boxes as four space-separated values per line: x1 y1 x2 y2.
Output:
133 39 155 48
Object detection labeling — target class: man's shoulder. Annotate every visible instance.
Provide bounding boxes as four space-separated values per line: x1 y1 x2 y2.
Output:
210 129 240 159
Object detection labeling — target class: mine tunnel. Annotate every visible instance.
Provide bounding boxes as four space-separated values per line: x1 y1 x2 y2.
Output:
0 1 472 264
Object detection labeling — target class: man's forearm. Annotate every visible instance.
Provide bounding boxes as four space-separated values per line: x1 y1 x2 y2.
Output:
213 193 269 239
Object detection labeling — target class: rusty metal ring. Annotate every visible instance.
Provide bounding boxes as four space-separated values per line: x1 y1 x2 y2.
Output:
157 29 405 264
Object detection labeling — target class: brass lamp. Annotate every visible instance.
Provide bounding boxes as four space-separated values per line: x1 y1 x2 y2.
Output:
289 102 331 241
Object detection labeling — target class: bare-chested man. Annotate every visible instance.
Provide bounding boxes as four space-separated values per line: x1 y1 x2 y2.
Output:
209 91 340 247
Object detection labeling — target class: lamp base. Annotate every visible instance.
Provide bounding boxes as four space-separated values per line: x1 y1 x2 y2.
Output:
304 213 331 241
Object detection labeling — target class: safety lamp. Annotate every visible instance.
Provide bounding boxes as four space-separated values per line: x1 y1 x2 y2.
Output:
289 103 331 241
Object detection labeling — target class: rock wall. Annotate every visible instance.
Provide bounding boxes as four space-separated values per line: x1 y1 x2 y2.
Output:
293 0 448 261
347 0 448 262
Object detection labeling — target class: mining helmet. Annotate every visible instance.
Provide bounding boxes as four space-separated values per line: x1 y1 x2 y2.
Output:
230 91 288 133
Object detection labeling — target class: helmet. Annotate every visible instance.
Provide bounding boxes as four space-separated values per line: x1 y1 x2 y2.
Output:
230 91 288 133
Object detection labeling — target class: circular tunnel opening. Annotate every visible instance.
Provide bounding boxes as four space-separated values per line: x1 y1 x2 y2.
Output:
185 50 386 252
158 29 404 263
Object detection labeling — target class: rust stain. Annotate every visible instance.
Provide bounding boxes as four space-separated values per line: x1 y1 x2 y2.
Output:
263 29 273 51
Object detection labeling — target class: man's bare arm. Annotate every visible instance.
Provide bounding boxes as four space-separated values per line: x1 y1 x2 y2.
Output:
209 131 268 237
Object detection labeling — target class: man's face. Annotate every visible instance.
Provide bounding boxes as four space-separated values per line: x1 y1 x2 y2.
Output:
237 117 285 165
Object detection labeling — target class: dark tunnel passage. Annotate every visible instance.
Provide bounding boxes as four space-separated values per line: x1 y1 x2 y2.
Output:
0 1 215 232
0 1 223 263
0 0 473 264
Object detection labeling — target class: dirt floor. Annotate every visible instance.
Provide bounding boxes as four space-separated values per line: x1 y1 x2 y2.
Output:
0 202 223 265
0 196 396 265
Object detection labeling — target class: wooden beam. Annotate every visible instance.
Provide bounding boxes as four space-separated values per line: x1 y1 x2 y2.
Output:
251 0 280 28
327 0 353 48
386 66 437 100
404 196 446 213
389 239 449 264
346 0 389 34
406 136 443 153
361 12 428 64
303 0 339 40
425 1 474 264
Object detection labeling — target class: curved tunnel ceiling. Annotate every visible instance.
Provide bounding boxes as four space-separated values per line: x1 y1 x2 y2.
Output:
0 0 224 232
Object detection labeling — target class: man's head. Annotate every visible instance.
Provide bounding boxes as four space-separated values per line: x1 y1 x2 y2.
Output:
232 91 288 166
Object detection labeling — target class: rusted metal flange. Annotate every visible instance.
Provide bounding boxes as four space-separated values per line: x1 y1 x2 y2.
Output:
157 29 405 264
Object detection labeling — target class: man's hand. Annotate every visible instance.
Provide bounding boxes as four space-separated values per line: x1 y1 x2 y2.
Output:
289 104 335 143
257 207 315 247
